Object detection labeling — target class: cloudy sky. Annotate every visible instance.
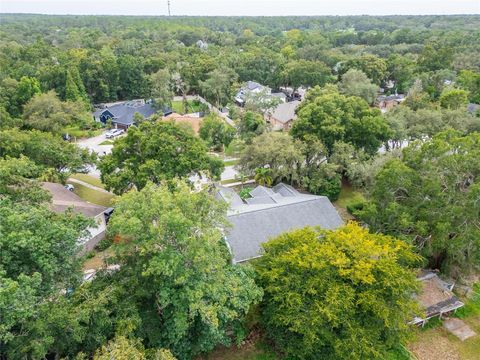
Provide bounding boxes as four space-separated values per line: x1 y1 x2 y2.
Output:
1 0 479 16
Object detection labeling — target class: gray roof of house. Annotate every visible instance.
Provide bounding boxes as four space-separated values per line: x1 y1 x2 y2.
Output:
271 100 300 124
467 103 480 114
214 184 244 207
246 81 264 91
221 183 343 263
41 182 107 218
93 100 157 126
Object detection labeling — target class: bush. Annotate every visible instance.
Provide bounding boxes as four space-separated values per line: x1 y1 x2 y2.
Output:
346 201 365 214
303 168 341 201
95 236 113 251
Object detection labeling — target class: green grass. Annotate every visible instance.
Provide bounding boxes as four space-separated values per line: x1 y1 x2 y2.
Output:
223 159 239 167
224 139 245 157
69 182 114 207
384 345 413 360
455 283 480 319
99 140 114 145
70 174 105 189
334 183 366 209
171 100 207 115
63 125 103 139
202 342 277 360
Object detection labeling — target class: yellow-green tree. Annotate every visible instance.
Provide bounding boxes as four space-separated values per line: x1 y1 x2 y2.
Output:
255 223 421 360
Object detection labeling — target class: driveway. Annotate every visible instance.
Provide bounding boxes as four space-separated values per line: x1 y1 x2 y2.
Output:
76 133 113 156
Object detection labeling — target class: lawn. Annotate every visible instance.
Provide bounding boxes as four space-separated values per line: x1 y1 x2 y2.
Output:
224 139 245 157
70 173 105 189
223 159 240 167
63 125 103 139
99 140 114 145
69 182 115 207
408 284 480 360
171 100 207 115
199 342 277 360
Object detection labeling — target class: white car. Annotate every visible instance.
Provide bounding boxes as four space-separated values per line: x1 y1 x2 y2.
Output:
105 129 125 139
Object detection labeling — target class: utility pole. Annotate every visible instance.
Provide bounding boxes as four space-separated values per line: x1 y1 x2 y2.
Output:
167 0 171 16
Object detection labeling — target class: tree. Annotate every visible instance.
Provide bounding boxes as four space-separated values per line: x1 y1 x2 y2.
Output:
439 88 469 110
0 129 96 181
22 90 92 133
106 182 262 358
238 132 303 185
356 131 480 275
418 41 453 72
255 223 420 360
99 121 224 194
118 55 149 99
339 69 378 104
404 80 432 110
150 69 173 109
65 67 90 108
236 111 266 142
254 167 273 186
199 67 237 107
339 55 387 85
291 87 391 155
199 114 235 151
282 60 332 91
457 70 480 103
93 336 176 360
13 76 41 114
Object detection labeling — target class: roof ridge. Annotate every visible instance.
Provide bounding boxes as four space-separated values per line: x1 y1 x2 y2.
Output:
228 196 327 217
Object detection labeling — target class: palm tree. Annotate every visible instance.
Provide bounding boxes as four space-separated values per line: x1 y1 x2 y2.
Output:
254 168 273 187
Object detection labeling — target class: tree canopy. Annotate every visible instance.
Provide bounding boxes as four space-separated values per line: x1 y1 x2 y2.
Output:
99 121 224 194
256 223 420 360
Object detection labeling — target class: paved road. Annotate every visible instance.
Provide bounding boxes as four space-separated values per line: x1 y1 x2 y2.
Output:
76 133 114 156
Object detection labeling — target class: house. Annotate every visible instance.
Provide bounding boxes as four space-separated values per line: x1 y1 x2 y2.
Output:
375 94 405 112
162 113 203 135
268 100 301 131
467 103 480 116
93 100 172 129
41 182 113 252
411 271 464 326
196 40 208 50
216 183 343 263
234 81 271 106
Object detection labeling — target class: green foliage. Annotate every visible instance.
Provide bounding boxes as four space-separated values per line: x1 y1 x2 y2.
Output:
99 121 224 194
339 54 388 85
282 60 333 90
255 223 421 360
254 168 273 187
106 182 263 359
199 114 236 151
0 128 96 181
22 90 92 133
239 186 253 199
339 69 378 104
150 69 173 109
454 283 480 319
357 131 480 275
93 336 177 360
291 86 391 154
457 70 480 103
302 164 342 201
239 132 303 185
439 88 469 110
237 111 266 142
200 67 238 107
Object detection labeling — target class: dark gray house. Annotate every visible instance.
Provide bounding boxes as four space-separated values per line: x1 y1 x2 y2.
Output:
93 100 172 129
216 183 343 263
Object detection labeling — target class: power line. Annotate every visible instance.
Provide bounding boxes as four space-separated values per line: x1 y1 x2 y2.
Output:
167 0 171 16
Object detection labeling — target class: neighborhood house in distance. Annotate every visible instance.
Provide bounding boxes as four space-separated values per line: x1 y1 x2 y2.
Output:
216 183 343 263
41 182 113 252
93 99 172 129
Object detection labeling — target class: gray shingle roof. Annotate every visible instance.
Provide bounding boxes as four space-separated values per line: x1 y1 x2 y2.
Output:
271 100 300 124
93 100 158 126
222 183 343 263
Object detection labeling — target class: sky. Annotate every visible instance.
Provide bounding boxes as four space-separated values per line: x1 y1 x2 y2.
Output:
1 0 479 16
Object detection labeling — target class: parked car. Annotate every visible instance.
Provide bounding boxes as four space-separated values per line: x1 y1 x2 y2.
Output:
64 184 75 192
105 129 125 139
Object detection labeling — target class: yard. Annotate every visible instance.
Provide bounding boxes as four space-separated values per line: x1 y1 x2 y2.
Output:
70 173 105 189
171 99 208 115
334 181 366 221
69 182 115 207
63 125 103 139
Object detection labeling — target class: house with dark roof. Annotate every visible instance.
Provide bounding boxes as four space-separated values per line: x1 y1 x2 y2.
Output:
411 271 464 326
42 182 113 252
93 100 172 129
375 94 405 112
216 183 343 263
